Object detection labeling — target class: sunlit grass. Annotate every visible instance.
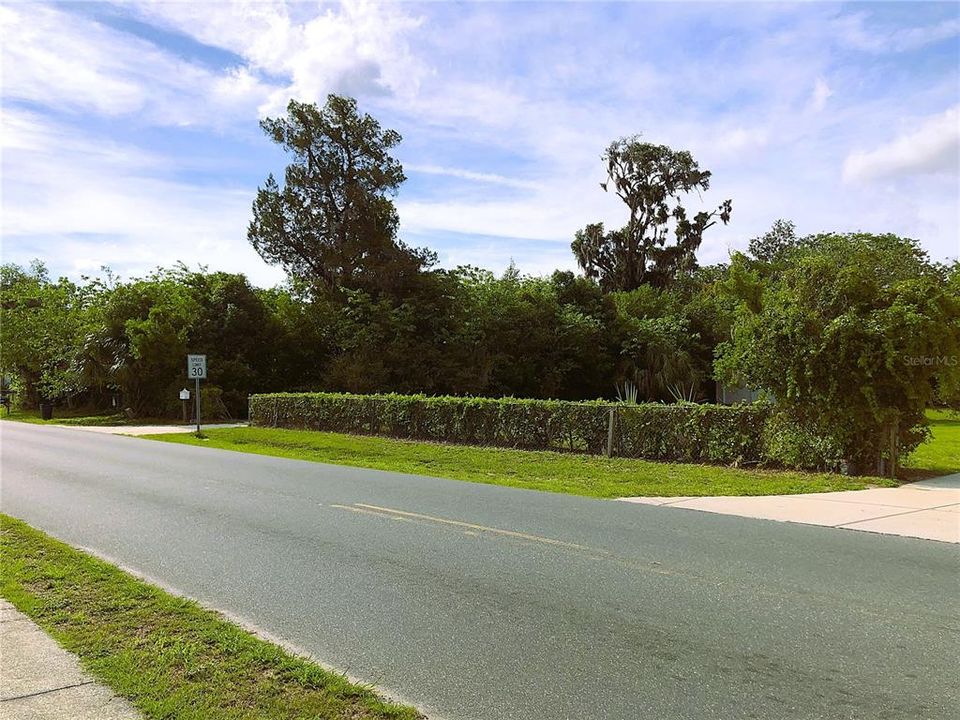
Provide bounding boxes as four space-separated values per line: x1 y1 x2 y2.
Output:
149 426 895 498
902 409 960 478
0 515 420 720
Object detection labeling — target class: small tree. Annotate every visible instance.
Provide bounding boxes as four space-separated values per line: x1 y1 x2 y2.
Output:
748 219 803 265
0 262 93 407
82 270 197 416
717 233 960 474
248 95 434 298
572 137 732 291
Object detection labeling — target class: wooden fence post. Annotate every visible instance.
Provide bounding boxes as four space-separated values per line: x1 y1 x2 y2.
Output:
889 418 899 478
606 407 615 458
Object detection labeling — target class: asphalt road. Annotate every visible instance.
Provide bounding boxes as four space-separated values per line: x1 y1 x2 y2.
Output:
2 422 958 720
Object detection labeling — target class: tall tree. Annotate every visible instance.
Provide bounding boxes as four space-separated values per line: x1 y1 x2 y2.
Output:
572 137 732 291
248 95 434 297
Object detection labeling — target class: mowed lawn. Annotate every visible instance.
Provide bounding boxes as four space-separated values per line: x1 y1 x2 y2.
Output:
149 426 896 498
0 515 420 720
902 409 960 478
2 408 156 426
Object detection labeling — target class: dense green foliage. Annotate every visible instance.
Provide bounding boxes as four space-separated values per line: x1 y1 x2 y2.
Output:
1 262 731 416
250 392 776 466
573 137 732 291
718 232 960 473
252 391 614 454
2 95 955 475
249 97 433 299
0 262 97 406
1 264 293 417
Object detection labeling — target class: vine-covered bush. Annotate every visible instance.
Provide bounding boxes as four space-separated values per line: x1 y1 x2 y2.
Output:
616 403 769 464
250 392 783 465
760 409 846 472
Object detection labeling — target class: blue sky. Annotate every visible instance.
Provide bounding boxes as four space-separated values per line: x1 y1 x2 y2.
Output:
2 1 958 287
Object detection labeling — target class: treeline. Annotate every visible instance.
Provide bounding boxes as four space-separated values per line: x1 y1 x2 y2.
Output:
0 260 733 417
2 95 747 417
2 94 958 471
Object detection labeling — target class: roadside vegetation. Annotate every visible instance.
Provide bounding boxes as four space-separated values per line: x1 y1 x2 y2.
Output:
2 94 957 476
0 515 420 720
149 426 895 498
1 407 152 426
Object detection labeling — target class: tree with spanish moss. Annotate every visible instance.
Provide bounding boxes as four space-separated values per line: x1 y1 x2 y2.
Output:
572 137 732 291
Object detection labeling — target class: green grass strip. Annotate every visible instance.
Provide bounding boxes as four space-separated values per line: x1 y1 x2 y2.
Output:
1 408 165 426
147 426 896 498
901 409 960 477
0 515 420 720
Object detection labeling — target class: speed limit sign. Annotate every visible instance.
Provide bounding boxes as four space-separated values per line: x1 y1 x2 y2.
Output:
186 355 206 433
187 354 207 379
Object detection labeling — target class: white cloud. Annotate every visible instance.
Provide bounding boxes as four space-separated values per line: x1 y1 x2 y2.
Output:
2 0 958 284
406 165 542 191
132 0 427 117
0 109 284 286
837 14 960 53
711 127 770 156
0 4 272 128
0 5 145 116
843 106 960 183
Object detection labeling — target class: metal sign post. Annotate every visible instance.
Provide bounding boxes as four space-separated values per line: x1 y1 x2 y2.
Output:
179 388 191 423
186 355 207 433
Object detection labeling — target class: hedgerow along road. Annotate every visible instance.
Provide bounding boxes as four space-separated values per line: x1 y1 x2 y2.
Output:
2 421 958 720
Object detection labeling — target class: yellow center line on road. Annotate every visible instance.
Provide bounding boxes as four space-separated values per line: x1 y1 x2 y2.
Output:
329 504 416 522
351 502 604 553
331 502 716 584
335 500 720 591
326 502 956 624
329 502 750 587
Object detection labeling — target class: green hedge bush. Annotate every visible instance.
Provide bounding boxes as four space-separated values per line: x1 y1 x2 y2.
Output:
249 392 780 465
615 403 769 464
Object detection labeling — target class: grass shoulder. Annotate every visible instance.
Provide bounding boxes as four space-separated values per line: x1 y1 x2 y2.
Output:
901 409 960 479
147 425 895 498
0 514 420 720
1 408 152 426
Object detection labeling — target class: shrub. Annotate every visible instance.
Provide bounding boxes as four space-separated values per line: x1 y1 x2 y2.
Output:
718 233 959 474
249 392 778 466
760 409 845 472
617 402 769 464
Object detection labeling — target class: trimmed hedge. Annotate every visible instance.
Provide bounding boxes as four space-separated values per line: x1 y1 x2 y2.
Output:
615 403 769 464
249 392 774 466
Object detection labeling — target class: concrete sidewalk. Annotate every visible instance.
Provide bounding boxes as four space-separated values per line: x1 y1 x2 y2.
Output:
0 600 140 719
52 422 245 436
621 474 960 543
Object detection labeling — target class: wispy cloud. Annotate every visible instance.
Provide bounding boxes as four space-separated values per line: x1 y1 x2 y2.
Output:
809 77 833 113
1 108 284 285
130 0 427 117
2 0 958 286
843 106 960 183
407 165 542 191
0 4 270 127
835 13 960 53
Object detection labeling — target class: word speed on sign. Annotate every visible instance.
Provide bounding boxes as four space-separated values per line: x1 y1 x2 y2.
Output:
187 354 207 379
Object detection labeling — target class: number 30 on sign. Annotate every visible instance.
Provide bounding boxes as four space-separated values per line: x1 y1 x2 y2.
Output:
187 354 207 379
